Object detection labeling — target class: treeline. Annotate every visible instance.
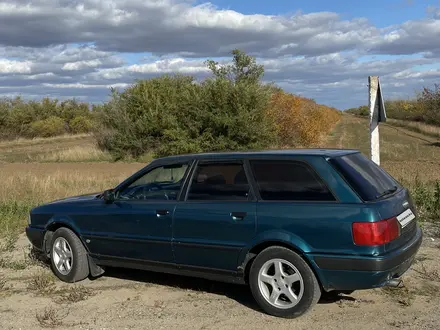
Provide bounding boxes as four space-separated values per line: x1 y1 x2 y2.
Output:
1 50 341 158
0 97 102 139
346 84 440 125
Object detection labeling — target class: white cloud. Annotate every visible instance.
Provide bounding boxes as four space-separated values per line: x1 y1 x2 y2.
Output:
0 59 32 74
0 1 440 108
62 60 103 71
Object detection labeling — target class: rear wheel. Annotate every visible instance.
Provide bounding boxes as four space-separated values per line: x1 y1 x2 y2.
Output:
249 246 321 318
50 227 89 283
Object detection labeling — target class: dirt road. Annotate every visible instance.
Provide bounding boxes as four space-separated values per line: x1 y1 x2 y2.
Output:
1 228 440 330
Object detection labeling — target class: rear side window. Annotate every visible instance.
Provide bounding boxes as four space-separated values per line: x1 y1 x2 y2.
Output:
250 160 336 201
329 153 400 201
187 162 250 201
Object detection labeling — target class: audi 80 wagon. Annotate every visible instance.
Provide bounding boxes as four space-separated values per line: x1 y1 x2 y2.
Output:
26 149 422 318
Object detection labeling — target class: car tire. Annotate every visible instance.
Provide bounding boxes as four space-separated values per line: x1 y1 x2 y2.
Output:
249 246 321 318
50 227 90 283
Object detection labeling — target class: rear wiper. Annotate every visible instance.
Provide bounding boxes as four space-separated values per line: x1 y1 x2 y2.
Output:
376 186 398 199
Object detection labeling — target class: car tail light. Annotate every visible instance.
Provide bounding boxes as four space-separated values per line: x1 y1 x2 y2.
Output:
352 217 400 246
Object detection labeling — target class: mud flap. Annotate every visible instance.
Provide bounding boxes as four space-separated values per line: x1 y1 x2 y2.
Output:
87 254 105 278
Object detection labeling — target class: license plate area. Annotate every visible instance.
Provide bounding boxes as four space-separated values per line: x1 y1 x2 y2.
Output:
396 209 415 228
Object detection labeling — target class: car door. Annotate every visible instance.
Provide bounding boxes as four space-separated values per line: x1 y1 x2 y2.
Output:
81 161 191 263
172 159 257 271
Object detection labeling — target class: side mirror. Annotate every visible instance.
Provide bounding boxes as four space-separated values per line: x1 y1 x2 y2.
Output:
103 189 115 204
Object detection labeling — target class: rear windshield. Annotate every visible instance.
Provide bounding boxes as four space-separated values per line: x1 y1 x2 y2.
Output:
329 153 401 201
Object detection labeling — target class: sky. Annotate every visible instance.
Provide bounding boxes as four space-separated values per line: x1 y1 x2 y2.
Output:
1 0 440 109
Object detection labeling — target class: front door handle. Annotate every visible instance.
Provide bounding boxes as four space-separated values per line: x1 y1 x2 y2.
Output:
156 209 170 217
231 212 247 221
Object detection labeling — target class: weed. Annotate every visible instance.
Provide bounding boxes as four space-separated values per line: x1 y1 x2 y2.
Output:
0 276 6 290
418 282 440 298
56 285 95 304
0 235 18 253
6 260 27 270
388 320 411 328
407 178 440 223
0 200 33 240
413 262 440 282
414 254 431 264
0 257 27 270
35 306 67 328
154 300 165 309
381 283 415 307
27 271 56 294
0 275 12 297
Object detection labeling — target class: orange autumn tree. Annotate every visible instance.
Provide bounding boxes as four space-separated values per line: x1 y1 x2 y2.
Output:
266 91 341 147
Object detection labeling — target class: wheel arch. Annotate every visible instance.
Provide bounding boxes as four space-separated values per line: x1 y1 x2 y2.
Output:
240 240 325 291
44 219 89 256
44 220 104 278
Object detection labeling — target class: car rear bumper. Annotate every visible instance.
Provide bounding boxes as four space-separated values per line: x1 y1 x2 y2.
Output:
25 226 45 252
309 225 423 291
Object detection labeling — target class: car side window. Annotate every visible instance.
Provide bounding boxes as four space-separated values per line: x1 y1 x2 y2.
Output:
117 163 189 201
250 160 336 201
187 162 250 201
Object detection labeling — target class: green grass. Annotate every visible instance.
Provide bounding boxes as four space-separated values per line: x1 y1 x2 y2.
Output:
0 200 34 239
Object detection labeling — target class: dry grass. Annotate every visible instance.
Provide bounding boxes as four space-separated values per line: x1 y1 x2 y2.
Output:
323 115 440 182
36 145 112 162
0 134 90 148
413 262 440 282
0 164 139 202
0 134 95 162
0 275 6 290
381 283 415 307
0 235 17 253
0 257 28 270
0 133 154 163
0 163 143 237
35 306 67 328
56 285 95 304
387 118 440 139
27 271 56 294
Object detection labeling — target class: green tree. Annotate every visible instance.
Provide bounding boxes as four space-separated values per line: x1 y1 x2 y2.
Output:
205 49 265 84
69 116 94 134
30 116 66 137
94 49 277 159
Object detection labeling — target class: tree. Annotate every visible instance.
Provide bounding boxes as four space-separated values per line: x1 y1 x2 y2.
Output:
205 49 265 84
94 50 277 159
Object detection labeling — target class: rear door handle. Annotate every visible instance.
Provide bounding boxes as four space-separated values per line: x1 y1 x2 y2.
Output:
231 212 247 221
156 209 170 217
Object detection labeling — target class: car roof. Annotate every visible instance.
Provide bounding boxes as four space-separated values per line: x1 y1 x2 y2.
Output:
154 149 360 163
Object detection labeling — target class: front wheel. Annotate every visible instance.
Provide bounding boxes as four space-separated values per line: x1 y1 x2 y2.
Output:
249 246 321 318
50 227 90 283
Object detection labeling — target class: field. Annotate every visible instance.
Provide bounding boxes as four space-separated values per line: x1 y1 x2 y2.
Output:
1 114 440 329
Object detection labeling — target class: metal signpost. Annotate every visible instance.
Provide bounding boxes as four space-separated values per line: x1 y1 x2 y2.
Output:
368 76 387 165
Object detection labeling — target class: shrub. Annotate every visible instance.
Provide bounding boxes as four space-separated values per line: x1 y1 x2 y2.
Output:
0 97 93 139
407 179 440 222
346 83 440 126
418 84 440 125
95 50 278 159
266 91 341 146
69 116 93 134
94 75 200 159
30 116 66 138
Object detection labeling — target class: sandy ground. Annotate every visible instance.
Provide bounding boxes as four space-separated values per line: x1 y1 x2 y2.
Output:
1 225 440 330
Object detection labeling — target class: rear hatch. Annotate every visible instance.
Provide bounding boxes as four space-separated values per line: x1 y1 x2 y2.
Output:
329 152 418 252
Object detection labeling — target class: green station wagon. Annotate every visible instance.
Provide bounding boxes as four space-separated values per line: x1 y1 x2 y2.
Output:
26 149 422 318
